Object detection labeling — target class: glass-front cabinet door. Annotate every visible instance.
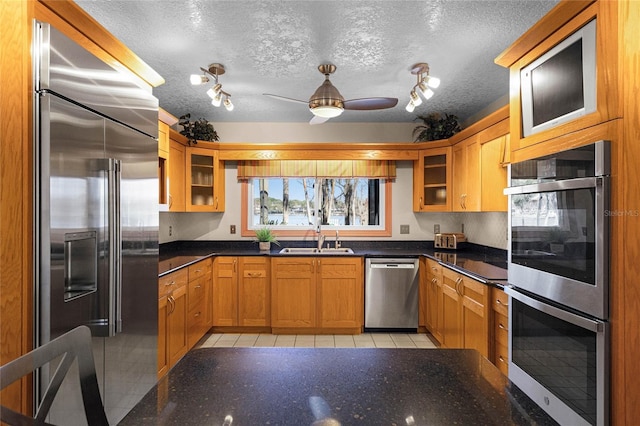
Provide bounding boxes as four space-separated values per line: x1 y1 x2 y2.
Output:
413 147 451 212
186 146 225 212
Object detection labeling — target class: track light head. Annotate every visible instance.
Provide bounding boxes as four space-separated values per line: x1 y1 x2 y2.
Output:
190 74 209 85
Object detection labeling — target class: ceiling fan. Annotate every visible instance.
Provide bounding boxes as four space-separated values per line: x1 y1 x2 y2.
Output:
263 64 398 125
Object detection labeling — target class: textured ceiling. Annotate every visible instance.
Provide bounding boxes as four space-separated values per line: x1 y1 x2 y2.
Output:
75 0 559 124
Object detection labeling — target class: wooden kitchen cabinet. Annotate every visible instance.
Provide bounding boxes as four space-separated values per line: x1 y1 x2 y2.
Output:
186 146 225 212
168 134 186 212
317 257 363 330
271 257 317 329
492 287 509 375
452 139 481 211
422 257 443 344
480 135 509 212
158 268 189 377
187 258 212 348
213 256 270 329
441 267 490 358
271 256 363 333
413 147 452 212
158 120 169 206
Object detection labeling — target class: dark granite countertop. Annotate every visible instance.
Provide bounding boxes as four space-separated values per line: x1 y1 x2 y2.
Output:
119 347 556 426
159 240 508 285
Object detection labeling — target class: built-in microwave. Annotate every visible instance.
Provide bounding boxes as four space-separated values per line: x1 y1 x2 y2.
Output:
504 140 610 320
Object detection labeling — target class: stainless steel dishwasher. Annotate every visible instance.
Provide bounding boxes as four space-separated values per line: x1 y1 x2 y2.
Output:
365 258 419 331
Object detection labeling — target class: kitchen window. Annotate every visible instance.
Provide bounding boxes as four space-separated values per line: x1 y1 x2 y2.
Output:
243 177 390 237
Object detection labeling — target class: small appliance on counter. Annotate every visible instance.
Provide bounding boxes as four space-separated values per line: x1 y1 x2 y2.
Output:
434 233 467 249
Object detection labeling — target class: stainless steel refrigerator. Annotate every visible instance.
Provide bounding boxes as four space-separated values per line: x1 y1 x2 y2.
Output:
33 21 159 425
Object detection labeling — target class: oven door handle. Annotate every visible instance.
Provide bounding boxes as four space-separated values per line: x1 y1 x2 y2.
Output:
503 176 603 195
504 286 605 332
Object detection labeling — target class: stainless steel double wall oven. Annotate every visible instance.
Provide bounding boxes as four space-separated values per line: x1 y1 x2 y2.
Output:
504 141 610 426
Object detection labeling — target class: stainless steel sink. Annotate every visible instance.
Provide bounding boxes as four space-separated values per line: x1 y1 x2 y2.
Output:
278 247 354 255
317 248 354 254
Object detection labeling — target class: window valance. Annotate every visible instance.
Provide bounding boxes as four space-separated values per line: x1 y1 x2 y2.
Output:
237 160 396 179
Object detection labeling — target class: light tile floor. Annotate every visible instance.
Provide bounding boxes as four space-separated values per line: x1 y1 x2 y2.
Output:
196 332 439 349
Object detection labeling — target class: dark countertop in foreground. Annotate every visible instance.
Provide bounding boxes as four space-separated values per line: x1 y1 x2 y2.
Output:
159 240 508 284
119 347 556 426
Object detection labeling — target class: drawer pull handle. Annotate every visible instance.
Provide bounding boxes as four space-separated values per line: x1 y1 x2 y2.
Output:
247 272 262 277
496 299 508 307
194 312 200 317
194 285 201 289
165 280 175 287
498 323 507 330
498 356 506 364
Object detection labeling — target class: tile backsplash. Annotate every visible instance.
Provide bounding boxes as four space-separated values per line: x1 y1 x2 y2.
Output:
460 212 508 250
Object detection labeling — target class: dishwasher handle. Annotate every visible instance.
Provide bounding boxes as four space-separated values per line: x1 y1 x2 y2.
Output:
370 263 415 269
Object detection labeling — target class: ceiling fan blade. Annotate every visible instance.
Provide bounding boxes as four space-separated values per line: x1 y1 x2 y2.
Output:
343 97 398 110
310 115 330 125
263 93 308 104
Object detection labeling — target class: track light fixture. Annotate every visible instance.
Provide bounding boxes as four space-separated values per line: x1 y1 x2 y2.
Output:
190 63 233 112
406 63 440 112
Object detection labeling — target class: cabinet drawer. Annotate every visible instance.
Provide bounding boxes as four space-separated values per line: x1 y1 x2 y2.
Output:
492 287 509 316
189 258 212 280
494 312 509 347
243 269 267 278
188 275 207 312
159 268 188 298
495 342 509 376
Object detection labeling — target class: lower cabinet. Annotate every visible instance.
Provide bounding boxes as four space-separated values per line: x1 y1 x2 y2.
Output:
420 257 443 343
158 258 212 378
187 258 213 348
158 268 188 378
441 267 490 359
271 257 363 333
492 287 509 375
212 256 271 329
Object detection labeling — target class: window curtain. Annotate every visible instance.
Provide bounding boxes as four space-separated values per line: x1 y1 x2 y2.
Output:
237 160 395 179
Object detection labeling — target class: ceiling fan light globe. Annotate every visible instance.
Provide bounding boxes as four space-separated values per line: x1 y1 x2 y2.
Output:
191 74 209 85
311 105 343 118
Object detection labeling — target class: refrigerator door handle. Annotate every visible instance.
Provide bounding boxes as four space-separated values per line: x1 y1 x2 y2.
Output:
107 158 122 336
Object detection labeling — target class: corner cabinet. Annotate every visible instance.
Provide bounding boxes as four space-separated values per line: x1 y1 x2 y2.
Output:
413 147 452 212
186 146 225 212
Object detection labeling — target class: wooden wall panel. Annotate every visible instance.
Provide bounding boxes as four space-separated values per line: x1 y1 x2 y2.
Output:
618 2 640 423
0 0 33 415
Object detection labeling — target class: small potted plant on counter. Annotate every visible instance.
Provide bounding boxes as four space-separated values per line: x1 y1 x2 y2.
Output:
255 227 279 251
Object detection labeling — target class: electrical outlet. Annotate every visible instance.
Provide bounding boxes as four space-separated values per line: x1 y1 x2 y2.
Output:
434 224 440 234
400 224 410 234
169 225 172 236
461 223 465 233
230 225 236 234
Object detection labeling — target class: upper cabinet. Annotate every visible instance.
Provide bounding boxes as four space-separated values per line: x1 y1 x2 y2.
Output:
158 120 169 207
452 140 480 212
413 147 452 212
480 135 509 212
186 145 225 212
495 1 620 154
165 129 225 213
168 133 186 212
